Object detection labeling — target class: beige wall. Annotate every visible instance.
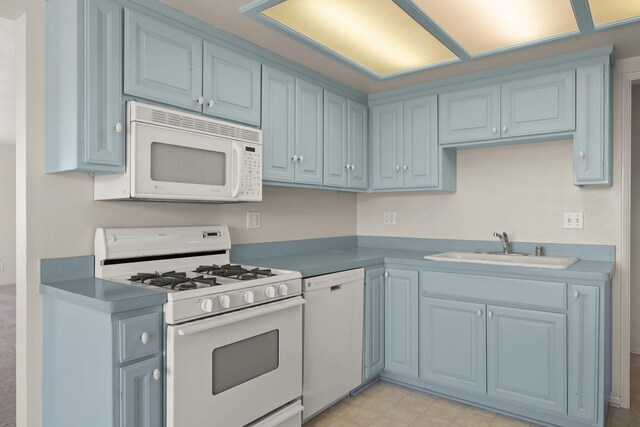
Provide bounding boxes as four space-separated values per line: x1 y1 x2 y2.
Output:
630 85 640 353
0 144 15 285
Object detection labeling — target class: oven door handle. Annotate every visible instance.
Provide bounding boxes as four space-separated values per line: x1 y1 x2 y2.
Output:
231 143 242 198
177 296 304 336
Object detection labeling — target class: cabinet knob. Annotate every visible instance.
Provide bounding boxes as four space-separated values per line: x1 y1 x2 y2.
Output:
208 99 215 108
152 369 161 381
345 164 350 170
396 164 400 171
140 332 150 345
488 311 493 319
291 154 298 162
403 165 408 171
196 96 204 105
298 155 304 162
492 127 497 134
574 291 580 299
384 272 389 278
114 122 123 133
351 164 355 171
502 125 507 133
579 150 586 159
477 310 483 317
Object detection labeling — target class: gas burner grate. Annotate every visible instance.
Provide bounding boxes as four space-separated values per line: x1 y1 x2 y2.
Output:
129 271 216 291
193 264 274 280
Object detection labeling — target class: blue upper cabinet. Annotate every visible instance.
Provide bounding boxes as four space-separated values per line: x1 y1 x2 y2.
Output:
202 42 261 126
403 96 438 188
371 101 403 189
501 70 575 138
384 269 419 379
46 0 125 174
487 305 567 414
262 66 296 183
347 100 368 190
575 63 610 185
124 10 203 112
364 267 385 382
439 85 500 144
323 91 349 188
295 79 323 185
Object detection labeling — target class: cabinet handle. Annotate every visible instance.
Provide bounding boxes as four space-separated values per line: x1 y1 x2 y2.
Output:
492 127 497 134
291 154 298 162
298 155 304 162
140 332 150 345
477 310 483 317
152 369 161 381
208 99 215 108
403 165 408 171
196 96 204 105
579 150 586 159
488 311 493 319
114 122 123 133
384 272 389 278
574 291 580 299
502 125 507 133
396 164 400 171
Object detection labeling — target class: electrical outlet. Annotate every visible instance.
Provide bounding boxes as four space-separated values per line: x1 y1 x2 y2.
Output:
383 212 396 225
563 212 584 229
247 212 261 229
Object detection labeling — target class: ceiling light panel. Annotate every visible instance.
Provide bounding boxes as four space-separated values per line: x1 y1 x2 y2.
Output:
261 0 457 77
411 0 578 55
589 0 640 26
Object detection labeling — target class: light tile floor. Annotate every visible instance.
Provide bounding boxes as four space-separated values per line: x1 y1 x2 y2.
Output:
306 354 640 427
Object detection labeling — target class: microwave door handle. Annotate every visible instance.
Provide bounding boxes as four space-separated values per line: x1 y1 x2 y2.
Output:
177 297 304 336
231 144 242 198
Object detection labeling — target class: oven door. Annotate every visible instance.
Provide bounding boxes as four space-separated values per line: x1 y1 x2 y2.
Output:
130 122 242 201
166 297 304 427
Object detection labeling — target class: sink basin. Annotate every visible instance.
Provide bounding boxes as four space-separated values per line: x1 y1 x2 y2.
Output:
423 252 579 269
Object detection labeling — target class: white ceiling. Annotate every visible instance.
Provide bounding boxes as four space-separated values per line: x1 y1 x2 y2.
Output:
164 0 640 94
0 16 15 146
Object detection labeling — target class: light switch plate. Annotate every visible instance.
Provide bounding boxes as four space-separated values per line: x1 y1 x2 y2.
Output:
247 212 261 229
563 212 584 229
383 212 396 225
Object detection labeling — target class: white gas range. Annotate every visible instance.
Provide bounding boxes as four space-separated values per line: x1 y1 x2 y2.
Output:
95 225 304 427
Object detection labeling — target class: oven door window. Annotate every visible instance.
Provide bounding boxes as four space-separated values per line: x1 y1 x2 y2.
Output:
150 142 226 186
212 330 279 395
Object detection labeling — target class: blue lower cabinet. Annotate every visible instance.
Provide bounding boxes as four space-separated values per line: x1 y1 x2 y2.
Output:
420 297 486 394
364 267 385 381
384 269 418 379
486 305 567 414
120 356 162 427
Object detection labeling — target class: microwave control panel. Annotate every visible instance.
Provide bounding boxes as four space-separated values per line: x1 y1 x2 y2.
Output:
239 144 262 200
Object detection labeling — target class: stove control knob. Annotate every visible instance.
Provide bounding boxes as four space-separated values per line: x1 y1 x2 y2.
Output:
201 298 214 313
219 295 231 309
278 284 289 296
243 291 255 304
265 286 276 298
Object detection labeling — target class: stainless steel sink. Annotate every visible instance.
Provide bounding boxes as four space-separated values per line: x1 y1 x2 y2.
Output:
423 251 579 269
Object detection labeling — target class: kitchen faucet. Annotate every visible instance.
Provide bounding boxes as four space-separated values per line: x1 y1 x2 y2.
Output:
493 232 512 254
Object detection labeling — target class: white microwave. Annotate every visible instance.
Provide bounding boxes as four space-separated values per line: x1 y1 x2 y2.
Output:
94 101 262 203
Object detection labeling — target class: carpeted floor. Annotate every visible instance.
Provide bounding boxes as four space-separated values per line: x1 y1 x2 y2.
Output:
0 285 15 427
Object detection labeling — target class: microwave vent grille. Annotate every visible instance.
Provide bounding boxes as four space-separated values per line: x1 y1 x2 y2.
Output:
134 104 261 144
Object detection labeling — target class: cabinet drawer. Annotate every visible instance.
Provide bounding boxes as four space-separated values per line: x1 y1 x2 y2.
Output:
118 312 162 364
420 271 566 310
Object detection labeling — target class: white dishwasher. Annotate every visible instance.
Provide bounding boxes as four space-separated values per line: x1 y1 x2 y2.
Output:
302 268 364 421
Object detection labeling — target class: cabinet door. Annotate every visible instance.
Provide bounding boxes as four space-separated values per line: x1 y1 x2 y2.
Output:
84 0 124 169
120 357 161 427
569 285 600 423
124 10 203 111
371 101 403 189
364 267 385 381
501 70 575 138
202 42 261 125
261 66 295 182
323 91 348 187
295 79 323 185
575 63 608 185
403 95 438 188
420 297 486 394
384 269 418 379
347 100 368 190
439 85 500 144
487 306 566 414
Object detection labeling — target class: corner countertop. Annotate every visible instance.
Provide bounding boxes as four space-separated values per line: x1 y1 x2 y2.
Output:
238 247 615 283
40 278 167 313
